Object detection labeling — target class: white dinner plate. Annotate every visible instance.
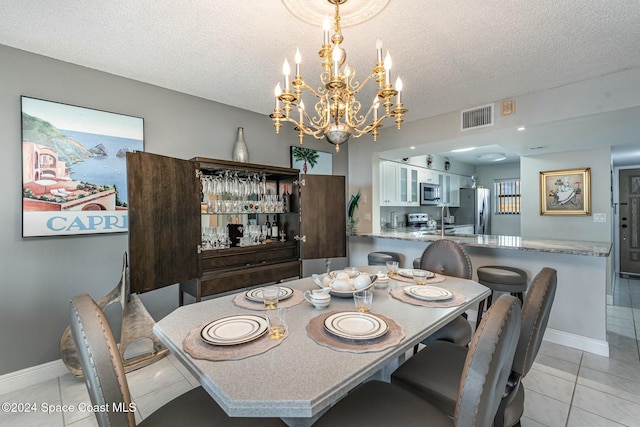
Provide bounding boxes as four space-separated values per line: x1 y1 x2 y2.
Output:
398 269 435 279
201 314 268 345
404 285 453 302
245 286 294 303
324 312 389 340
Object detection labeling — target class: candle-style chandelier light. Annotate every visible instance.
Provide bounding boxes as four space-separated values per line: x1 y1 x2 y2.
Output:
269 0 407 152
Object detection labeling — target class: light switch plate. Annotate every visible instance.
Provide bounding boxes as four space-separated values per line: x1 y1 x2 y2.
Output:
594 213 606 223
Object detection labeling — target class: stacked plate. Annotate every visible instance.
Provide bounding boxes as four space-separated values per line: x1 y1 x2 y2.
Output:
245 286 294 303
403 285 453 302
324 312 389 340
201 314 268 346
398 269 435 279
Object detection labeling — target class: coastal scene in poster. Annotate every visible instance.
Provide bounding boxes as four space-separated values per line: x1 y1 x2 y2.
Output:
21 97 144 237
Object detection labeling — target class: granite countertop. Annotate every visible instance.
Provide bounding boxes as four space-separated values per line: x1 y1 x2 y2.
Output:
352 230 612 257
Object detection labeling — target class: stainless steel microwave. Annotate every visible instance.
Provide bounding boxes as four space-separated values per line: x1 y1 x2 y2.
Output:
420 183 441 205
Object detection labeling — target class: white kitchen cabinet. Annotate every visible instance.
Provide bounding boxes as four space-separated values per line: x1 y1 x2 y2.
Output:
420 168 438 184
437 172 461 207
381 161 421 206
399 165 419 205
380 161 399 205
449 174 461 207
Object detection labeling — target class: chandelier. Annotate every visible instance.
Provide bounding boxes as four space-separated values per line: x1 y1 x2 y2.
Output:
269 0 407 152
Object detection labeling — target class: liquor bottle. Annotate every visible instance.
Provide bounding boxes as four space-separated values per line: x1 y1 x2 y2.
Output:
265 216 271 238
282 185 290 213
271 215 279 239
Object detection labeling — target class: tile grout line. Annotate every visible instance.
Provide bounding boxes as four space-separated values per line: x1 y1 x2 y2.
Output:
563 351 583 427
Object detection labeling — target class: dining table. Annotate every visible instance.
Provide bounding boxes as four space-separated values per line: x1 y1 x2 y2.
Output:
153 266 490 427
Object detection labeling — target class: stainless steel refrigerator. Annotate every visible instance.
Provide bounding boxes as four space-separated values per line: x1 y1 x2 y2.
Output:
457 188 491 235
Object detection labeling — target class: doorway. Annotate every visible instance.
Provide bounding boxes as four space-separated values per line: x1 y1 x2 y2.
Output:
618 168 640 276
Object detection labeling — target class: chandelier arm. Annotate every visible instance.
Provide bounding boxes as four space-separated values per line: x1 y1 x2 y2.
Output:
349 73 378 95
282 117 326 140
295 82 325 99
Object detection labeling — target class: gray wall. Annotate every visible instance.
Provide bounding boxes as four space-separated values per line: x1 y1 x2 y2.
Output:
521 146 612 242
0 44 347 375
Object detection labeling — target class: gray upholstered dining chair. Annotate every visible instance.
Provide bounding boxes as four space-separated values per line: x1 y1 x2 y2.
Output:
69 294 286 427
392 267 557 427
312 295 521 427
418 239 474 347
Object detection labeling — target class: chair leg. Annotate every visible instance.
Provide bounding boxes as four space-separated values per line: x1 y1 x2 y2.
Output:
475 299 486 330
516 292 524 304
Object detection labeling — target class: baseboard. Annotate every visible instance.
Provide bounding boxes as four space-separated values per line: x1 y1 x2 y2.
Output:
0 359 69 395
543 328 610 357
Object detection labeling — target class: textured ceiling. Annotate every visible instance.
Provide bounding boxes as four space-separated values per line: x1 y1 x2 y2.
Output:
1 0 640 164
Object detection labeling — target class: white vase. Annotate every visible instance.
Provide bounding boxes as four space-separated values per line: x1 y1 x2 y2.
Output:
232 127 249 163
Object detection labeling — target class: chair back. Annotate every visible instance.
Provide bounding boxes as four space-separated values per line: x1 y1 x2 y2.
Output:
454 295 521 427
512 267 557 378
420 239 472 279
69 294 136 427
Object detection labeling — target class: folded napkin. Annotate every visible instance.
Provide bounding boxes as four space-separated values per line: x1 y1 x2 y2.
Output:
389 286 465 307
306 311 405 353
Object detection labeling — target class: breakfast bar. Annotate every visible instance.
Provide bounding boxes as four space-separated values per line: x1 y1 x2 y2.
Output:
349 231 613 357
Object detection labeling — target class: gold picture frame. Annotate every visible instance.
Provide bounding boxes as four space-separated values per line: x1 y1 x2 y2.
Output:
540 168 591 216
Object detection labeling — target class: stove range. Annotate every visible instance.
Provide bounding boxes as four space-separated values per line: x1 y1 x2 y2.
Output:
406 213 429 227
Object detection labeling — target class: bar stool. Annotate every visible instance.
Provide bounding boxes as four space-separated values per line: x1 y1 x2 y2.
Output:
368 251 401 266
475 266 527 330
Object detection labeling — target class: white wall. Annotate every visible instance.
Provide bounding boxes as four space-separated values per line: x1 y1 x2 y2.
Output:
0 44 347 375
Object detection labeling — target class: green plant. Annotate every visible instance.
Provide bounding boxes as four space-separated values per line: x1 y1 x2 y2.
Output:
347 191 361 220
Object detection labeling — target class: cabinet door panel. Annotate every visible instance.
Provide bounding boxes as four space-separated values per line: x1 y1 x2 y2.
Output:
301 174 346 259
127 152 200 293
381 162 398 205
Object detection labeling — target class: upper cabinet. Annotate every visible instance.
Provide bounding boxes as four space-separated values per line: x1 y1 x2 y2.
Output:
381 161 421 206
381 161 399 205
380 160 466 208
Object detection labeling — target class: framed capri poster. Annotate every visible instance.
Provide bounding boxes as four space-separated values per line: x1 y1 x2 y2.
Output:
21 96 144 237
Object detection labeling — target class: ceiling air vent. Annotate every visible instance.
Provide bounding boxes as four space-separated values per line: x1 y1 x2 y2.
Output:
461 104 494 131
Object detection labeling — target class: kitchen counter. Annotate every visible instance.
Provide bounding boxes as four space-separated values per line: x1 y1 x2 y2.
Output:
355 230 611 257
349 231 613 357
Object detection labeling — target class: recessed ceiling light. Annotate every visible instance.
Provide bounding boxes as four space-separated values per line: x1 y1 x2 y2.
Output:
517 126 526 131
478 153 506 162
410 146 415 149
451 147 476 152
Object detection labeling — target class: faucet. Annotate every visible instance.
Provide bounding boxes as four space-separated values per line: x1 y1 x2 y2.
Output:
440 204 450 239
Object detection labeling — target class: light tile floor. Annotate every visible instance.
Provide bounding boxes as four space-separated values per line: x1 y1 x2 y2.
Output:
1 277 639 426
